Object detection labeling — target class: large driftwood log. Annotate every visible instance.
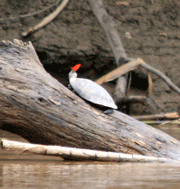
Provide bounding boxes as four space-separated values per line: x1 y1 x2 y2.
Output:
0 40 180 160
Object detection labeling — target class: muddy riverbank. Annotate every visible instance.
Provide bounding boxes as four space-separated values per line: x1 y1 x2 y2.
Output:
0 0 180 114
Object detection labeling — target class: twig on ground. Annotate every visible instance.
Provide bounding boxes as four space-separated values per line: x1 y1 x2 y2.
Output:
115 2 130 6
0 0 61 22
22 0 69 37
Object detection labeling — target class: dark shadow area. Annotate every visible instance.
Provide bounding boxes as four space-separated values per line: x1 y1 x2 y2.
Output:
36 52 117 86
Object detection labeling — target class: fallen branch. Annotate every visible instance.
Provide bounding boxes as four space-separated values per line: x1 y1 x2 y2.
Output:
160 119 180 126
116 95 147 103
0 0 61 22
115 2 130 6
116 96 158 111
88 0 129 99
140 63 180 95
1 139 178 163
134 112 180 121
95 58 180 95
22 0 69 37
143 120 180 126
88 0 127 64
95 58 143 85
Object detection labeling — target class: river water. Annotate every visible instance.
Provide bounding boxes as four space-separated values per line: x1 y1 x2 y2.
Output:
1 125 180 189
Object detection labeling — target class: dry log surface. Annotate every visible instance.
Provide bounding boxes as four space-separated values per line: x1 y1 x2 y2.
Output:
0 40 180 160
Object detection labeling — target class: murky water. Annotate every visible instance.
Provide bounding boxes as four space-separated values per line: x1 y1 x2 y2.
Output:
1 125 180 189
1 161 180 189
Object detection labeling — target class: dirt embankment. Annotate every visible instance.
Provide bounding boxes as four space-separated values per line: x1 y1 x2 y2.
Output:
0 0 180 114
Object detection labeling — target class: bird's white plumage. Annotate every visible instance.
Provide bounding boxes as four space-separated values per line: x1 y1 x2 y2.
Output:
70 78 117 109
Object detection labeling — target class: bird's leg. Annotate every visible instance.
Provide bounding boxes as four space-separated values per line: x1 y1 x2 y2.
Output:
68 84 73 90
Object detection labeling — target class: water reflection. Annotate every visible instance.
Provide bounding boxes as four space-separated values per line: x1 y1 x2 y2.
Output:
155 124 180 141
1 125 180 189
0 161 180 189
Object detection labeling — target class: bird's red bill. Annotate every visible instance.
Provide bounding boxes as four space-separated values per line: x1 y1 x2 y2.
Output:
72 64 81 71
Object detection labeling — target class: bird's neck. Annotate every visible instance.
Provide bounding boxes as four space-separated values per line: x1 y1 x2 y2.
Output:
69 70 77 79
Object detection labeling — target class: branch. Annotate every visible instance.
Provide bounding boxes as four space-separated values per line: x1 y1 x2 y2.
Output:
22 0 69 37
95 58 180 95
88 0 127 64
0 0 61 22
134 112 180 121
88 0 129 99
140 62 180 95
1 139 177 163
95 58 143 84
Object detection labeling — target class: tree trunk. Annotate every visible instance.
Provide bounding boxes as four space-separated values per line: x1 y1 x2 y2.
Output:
0 39 180 160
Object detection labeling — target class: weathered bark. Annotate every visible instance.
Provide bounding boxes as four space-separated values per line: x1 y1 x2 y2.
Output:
0 39 180 160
